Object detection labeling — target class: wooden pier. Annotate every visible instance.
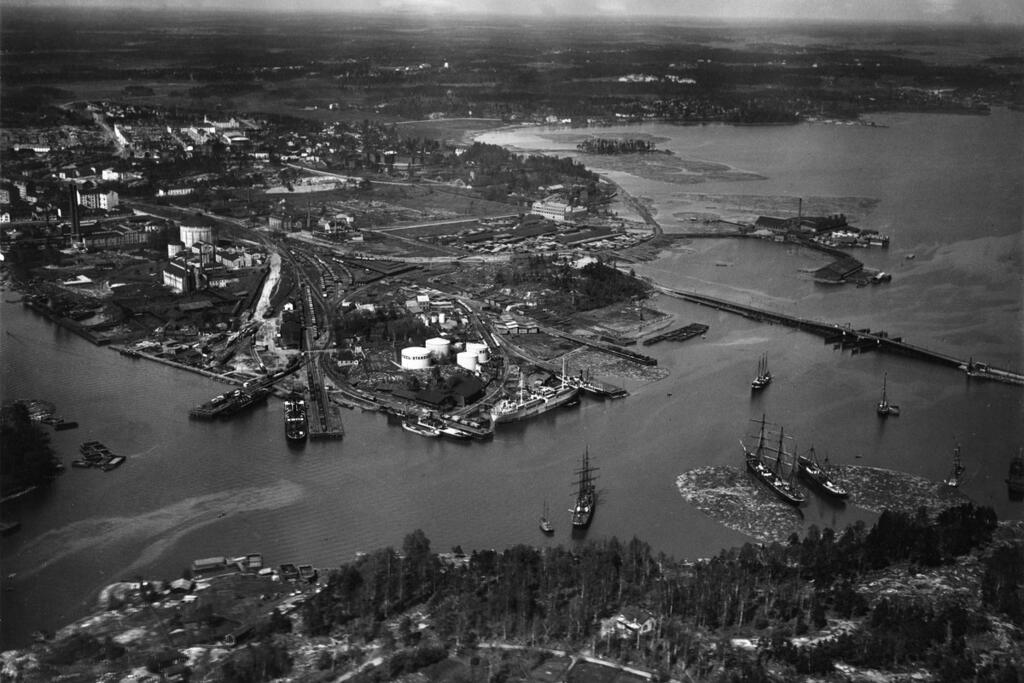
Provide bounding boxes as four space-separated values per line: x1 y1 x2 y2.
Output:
657 286 1024 386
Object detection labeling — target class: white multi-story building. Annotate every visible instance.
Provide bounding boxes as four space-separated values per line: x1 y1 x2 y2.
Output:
77 190 119 210
529 200 586 223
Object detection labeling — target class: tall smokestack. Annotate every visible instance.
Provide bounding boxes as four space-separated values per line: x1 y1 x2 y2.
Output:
68 186 80 241
798 197 803 219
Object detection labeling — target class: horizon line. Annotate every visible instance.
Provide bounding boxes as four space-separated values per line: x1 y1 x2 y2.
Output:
2 4 1024 29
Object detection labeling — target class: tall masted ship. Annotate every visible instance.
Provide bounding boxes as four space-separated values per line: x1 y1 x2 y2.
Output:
571 447 598 528
490 367 578 424
740 415 805 505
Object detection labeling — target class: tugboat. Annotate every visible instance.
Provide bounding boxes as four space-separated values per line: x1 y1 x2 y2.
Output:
539 501 554 535
740 415 805 505
571 448 598 528
1007 448 1024 497
751 353 772 390
797 446 849 499
284 396 308 441
876 373 900 417
944 444 966 488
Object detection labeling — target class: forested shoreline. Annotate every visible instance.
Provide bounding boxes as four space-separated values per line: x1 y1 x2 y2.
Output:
303 504 1022 681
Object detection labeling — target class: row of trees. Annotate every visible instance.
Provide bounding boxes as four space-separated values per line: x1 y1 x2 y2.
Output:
303 504 1014 678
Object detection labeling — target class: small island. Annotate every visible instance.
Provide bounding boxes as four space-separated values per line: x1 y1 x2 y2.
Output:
576 137 671 155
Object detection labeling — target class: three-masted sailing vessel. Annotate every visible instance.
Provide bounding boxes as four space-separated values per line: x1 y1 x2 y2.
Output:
751 353 772 390
571 448 598 528
740 415 805 505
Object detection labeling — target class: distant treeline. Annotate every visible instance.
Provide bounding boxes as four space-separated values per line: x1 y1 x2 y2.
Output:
304 504 1021 680
576 138 665 155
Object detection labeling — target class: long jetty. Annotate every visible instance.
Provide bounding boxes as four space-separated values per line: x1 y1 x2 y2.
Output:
656 286 1024 386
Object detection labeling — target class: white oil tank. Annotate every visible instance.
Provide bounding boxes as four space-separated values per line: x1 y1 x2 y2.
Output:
465 341 487 356
425 337 451 361
180 224 214 248
477 349 490 364
456 350 479 371
400 346 431 370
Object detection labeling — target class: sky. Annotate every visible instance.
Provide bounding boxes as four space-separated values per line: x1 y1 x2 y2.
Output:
3 0 1024 25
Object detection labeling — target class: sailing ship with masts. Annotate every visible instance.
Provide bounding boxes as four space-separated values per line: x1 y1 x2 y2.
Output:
740 415 805 505
797 445 848 499
751 353 772 390
490 360 579 424
539 500 554 534
571 447 598 528
876 373 900 417
944 444 966 488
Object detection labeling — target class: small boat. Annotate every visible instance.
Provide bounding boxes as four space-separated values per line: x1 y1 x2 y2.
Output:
797 446 849 499
944 444 966 488
100 455 126 472
539 501 554 534
71 460 93 469
1007 448 1024 496
876 373 900 417
751 353 772 390
401 415 441 438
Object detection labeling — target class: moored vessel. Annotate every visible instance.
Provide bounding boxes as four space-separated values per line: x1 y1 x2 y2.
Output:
284 396 309 441
944 444 966 488
876 373 900 417
751 353 772 390
402 414 442 437
571 448 598 528
539 501 554 534
490 370 578 424
797 446 848 499
740 415 805 505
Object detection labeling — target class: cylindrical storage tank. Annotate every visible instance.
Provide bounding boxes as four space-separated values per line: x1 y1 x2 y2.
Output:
180 224 214 248
456 350 478 372
476 349 490 364
425 337 451 361
465 341 487 356
167 241 183 258
401 346 431 370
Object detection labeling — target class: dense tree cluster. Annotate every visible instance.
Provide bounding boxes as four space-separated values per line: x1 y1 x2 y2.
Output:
333 306 433 345
495 257 649 312
0 402 59 497
304 505 1015 678
576 138 660 155
457 143 597 201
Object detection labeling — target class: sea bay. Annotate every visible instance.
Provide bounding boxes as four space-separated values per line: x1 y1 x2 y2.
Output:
2 109 1022 649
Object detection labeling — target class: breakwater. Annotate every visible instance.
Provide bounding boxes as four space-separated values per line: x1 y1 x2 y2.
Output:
657 285 1024 386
